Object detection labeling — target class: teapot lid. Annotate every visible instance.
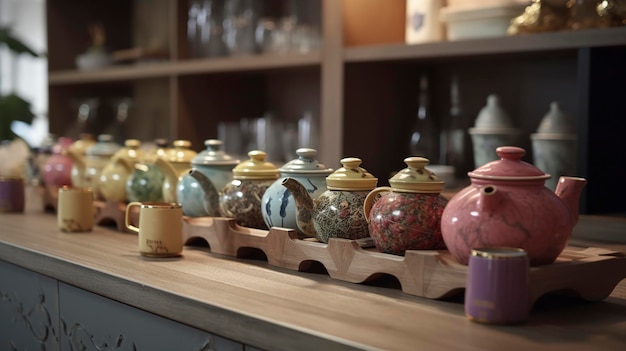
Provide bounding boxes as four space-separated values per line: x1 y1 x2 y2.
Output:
164 140 197 163
232 150 279 180
192 139 239 166
112 139 143 160
68 133 95 155
279 148 333 174
326 157 377 191
468 146 550 181
389 157 444 193
86 134 121 156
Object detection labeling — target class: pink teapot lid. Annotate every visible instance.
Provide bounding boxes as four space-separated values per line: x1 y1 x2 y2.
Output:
468 146 550 181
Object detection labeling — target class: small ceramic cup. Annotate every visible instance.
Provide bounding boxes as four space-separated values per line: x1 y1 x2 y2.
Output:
57 186 95 232
125 202 184 258
0 176 25 213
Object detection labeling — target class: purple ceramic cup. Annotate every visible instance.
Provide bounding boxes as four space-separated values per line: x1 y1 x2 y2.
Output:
465 247 530 324
0 176 25 213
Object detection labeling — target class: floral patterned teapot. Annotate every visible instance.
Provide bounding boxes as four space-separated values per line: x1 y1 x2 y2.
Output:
363 157 448 255
217 150 279 229
282 157 377 243
441 146 587 266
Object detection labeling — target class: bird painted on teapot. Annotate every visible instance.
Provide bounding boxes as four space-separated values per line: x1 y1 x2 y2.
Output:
283 157 377 243
441 146 586 266
364 157 448 255
261 148 333 237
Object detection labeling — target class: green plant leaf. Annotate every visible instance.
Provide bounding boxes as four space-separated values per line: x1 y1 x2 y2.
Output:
0 26 39 57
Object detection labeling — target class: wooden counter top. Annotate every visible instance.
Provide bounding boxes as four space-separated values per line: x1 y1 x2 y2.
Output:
1 191 625 351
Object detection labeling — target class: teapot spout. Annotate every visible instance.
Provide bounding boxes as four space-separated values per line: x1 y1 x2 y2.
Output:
281 177 317 238
477 185 501 213
154 157 179 188
555 176 587 227
188 168 220 216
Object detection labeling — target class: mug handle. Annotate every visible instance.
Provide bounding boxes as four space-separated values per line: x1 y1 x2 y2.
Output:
125 201 141 234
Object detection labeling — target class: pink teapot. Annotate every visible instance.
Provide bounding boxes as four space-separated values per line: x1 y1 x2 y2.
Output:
441 146 586 266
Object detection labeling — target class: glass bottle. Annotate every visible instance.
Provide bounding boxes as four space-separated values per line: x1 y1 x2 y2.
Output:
440 75 469 179
409 75 439 161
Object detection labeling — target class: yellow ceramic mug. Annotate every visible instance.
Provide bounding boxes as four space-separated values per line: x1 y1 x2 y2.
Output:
57 186 94 232
125 202 184 258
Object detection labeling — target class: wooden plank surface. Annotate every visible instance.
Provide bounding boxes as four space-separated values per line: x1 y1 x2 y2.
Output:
0 187 625 351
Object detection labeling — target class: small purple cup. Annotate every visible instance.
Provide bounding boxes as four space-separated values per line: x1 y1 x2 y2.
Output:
0 176 25 213
465 247 530 324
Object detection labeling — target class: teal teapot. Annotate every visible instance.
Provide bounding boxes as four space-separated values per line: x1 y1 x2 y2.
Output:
282 157 377 243
261 148 333 236
178 139 239 217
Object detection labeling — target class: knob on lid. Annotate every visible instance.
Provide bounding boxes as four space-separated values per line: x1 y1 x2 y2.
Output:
326 157 377 191
279 148 333 174
389 157 444 193
232 150 279 180
192 139 240 166
164 140 197 163
468 146 550 180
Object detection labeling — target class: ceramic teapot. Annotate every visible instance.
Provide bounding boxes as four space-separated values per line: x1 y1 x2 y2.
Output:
282 157 378 243
67 134 121 199
261 148 333 236
178 139 239 217
66 133 96 187
154 140 198 203
441 146 587 266
363 157 448 255
99 139 143 203
126 139 170 202
42 137 74 187
219 150 279 229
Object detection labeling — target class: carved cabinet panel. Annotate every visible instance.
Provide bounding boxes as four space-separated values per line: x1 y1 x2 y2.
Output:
58 282 243 351
0 259 61 350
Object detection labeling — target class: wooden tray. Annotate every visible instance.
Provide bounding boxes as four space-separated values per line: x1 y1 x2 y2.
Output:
182 217 626 306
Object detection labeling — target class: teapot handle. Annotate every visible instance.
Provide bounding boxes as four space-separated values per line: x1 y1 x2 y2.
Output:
363 186 392 220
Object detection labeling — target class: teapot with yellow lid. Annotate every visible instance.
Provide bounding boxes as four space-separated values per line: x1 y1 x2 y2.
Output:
282 157 377 243
364 157 448 255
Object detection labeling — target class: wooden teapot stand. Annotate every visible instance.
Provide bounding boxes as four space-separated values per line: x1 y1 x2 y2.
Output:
182 216 626 308
94 200 139 234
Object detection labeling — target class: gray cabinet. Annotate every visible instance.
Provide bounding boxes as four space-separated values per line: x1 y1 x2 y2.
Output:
1 260 247 351
59 282 243 351
0 259 60 350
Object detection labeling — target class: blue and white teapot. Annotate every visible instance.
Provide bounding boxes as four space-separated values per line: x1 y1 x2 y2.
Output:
261 148 333 237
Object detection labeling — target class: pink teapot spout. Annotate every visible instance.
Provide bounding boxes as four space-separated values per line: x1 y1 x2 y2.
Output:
555 176 587 227
477 185 502 213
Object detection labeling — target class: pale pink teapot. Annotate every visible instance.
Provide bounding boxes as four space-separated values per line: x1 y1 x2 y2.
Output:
441 146 586 266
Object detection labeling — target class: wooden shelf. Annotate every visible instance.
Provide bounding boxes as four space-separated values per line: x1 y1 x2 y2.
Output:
344 26 626 63
49 51 322 85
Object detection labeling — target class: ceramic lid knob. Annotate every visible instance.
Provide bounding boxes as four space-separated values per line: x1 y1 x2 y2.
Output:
165 140 198 163
326 157 378 191
279 148 333 174
536 101 576 135
389 157 444 193
468 146 550 180
232 150 279 180
86 134 122 156
192 139 239 166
